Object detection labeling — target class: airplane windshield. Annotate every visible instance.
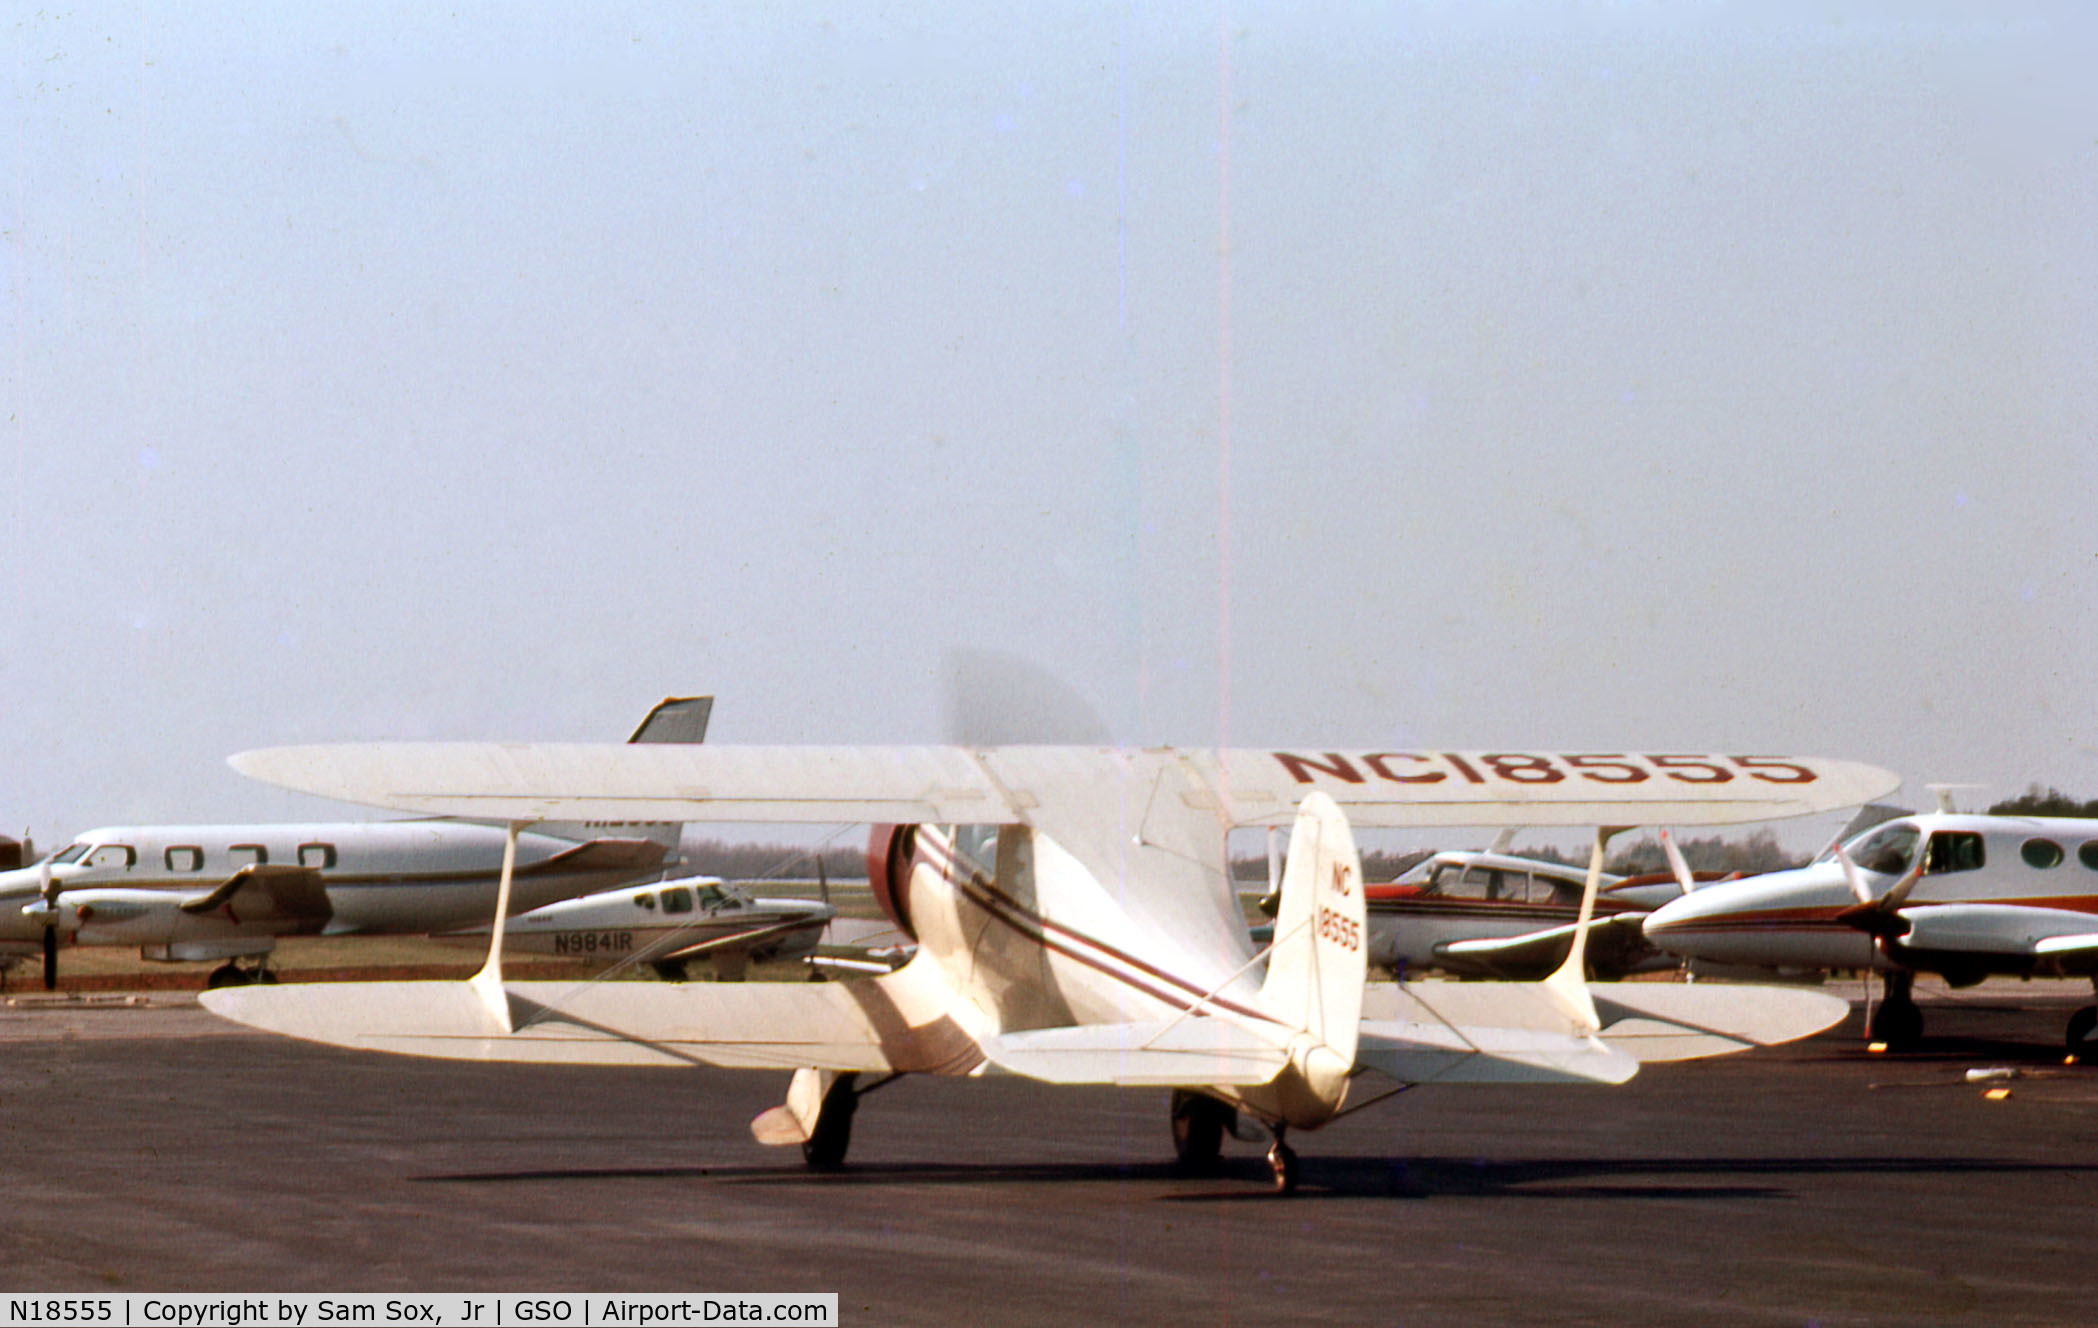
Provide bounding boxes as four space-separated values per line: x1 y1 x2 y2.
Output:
50 843 88 865
697 884 732 910
1845 823 1919 875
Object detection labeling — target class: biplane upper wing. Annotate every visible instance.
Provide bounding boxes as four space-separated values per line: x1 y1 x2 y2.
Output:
230 744 1898 829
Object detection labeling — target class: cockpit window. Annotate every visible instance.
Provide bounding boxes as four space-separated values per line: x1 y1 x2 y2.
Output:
2020 838 2064 869
697 884 731 910
52 843 89 865
85 844 137 870
661 887 694 914
1846 823 1918 875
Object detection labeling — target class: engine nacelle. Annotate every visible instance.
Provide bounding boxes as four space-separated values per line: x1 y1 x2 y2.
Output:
865 825 919 942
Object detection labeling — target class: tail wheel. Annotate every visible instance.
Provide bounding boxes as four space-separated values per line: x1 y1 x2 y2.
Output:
802 1072 859 1170
1169 1091 1229 1170
1266 1140 1299 1195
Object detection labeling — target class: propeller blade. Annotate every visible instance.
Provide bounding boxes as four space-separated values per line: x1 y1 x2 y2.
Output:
1658 829 1697 894
38 858 59 990
817 856 832 909
1883 851 1927 910
1833 845 1873 905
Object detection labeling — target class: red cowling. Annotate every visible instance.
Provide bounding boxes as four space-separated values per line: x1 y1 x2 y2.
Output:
865 824 919 941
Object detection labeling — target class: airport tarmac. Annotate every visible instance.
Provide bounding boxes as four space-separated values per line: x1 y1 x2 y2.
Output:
3 981 2095 1326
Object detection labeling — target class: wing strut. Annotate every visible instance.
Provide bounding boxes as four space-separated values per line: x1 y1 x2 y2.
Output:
1542 826 1626 1033
469 820 524 1033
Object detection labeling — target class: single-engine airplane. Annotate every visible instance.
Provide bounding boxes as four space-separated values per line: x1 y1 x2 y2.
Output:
434 875 835 981
2 698 710 988
202 744 1895 1192
1644 807 2098 1053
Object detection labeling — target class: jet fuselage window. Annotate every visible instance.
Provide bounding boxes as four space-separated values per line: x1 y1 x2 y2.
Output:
298 843 337 870
2079 842 2098 872
1926 832 1986 874
2020 838 2064 870
165 846 204 872
1848 824 1918 876
661 887 694 914
86 845 136 870
229 844 267 868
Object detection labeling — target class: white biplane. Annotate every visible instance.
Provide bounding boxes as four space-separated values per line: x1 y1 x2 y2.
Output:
203 744 1895 1192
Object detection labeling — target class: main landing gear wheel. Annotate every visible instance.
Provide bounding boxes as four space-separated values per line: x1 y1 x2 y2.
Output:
1169 1091 1230 1172
204 961 278 990
802 1071 859 1170
1868 972 1923 1050
2067 1006 2098 1058
1266 1137 1299 1195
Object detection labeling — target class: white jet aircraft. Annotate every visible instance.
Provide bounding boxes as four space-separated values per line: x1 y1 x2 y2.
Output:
202 745 1894 1192
1644 809 2098 1053
2 697 712 988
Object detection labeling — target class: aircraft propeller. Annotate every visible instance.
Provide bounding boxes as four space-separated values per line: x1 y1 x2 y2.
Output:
1833 844 1925 941
36 858 61 990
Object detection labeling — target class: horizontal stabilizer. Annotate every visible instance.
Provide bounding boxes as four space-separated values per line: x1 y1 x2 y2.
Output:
977 1020 1291 1086
200 956 980 1074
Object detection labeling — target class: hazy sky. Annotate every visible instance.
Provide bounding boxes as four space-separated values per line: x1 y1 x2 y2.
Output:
8 4 2096 847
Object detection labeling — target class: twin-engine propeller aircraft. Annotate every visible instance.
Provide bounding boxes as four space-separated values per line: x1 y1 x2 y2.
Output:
434 875 835 981
202 744 1895 1192
2 697 711 989
1644 809 2098 1054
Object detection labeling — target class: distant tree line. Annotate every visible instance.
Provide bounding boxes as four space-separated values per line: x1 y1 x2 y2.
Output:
1987 786 2098 817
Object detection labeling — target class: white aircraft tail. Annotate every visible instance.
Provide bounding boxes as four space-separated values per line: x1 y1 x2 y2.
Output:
1257 792 1366 1071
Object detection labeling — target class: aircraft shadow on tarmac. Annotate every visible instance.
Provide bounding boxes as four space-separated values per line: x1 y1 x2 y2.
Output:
409 1153 2098 1202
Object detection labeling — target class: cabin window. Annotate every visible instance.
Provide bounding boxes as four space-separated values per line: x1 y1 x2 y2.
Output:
1848 824 1918 875
165 846 204 872
2020 838 2064 869
86 844 136 870
634 892 657 910
1925 832 1985 874
661 887 694 914
229 844 268 868
298 843 337 869
698 884 731 910
2079 842 2098 871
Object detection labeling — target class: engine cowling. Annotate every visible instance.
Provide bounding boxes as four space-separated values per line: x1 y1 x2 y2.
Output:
865 824 919 942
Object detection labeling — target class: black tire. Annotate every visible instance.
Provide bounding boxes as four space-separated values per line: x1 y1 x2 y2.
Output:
1869 999 1924 1049
1170 1091 1228 1170
205 963 244 990
2066 1006 2098 1057
801 1072 859 1170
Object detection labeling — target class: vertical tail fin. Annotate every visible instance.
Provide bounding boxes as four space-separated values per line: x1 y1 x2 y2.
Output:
1256 792 1366 1067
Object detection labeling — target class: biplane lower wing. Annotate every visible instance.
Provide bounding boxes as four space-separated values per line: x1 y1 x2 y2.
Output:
200 954 983 1074
1354 979 1851 1081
